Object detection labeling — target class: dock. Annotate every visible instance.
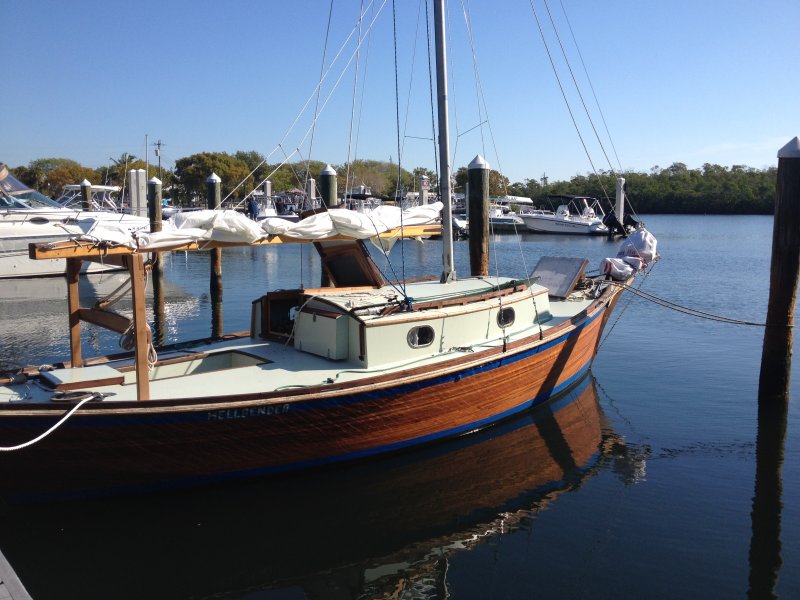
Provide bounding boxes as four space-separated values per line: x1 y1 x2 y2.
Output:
0 548 32 600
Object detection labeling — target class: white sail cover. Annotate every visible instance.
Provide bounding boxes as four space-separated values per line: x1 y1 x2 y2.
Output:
80 203 443 250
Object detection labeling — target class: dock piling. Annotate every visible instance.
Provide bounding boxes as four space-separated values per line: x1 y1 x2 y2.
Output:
758 136 800 407
207 173 223 337
468 155 489 276
147 177 165 346
320 165 338 208
80 179 92 210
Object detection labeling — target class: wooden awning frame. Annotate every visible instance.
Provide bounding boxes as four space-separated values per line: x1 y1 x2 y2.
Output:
30 223 440 402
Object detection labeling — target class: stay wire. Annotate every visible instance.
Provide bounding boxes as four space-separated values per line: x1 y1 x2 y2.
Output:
527 0 608 200
391 0 407 290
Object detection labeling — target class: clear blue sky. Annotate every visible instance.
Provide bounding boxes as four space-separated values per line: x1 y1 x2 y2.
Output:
4 0 798 185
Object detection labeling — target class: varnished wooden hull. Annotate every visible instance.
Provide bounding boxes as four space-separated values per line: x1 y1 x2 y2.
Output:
0 375 606 597
0 284 624 501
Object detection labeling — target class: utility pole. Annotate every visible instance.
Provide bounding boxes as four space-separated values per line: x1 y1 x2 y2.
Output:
154 139 164 181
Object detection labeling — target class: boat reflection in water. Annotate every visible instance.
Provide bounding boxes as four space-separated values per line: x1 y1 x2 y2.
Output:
0 373 647 599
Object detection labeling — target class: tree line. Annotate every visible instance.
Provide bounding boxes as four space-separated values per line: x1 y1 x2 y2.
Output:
9 153 777 214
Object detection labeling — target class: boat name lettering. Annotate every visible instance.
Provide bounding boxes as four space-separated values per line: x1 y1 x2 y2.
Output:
207 404 290 420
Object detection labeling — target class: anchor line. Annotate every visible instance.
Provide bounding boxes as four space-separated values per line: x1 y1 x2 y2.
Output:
603 280 775 327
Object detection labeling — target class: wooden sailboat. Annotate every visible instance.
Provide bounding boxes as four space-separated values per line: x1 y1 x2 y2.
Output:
0 1 652 501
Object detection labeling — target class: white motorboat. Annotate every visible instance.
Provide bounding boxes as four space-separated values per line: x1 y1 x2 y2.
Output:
520 195 609 235
0 165 153 278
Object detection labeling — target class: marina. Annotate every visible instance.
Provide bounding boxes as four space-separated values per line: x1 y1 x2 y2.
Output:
1 0 798 596
0 214 797 597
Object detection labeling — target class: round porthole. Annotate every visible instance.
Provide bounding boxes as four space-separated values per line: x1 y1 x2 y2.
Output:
407 325 435 348
497 307 515 328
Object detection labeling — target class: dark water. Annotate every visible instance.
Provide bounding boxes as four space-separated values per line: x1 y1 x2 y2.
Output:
0 215 798 599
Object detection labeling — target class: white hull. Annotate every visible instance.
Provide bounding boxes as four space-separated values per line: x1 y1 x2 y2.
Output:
0 210 151 278
520 213 607 235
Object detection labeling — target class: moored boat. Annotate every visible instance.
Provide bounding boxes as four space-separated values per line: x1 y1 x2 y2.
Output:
520 194 609 235
0 165 153 278
0 1 657 501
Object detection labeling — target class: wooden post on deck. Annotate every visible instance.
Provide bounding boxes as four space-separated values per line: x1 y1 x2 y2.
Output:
126 253 151 400
320 164 338 208
66 257 83 367
148 177 165 346
207 172 223 337
468 154 490 276
758 136 800 408
80 179 92 211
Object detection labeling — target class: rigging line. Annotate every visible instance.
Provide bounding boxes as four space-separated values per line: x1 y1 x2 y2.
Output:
425 0 440 185
349 2 376 195
306 0 335 178
558 0 622 172
456 0 529 280
391 0 408 289
223 1 383 206
247 147 302 197
278 0 382 161
345 0 366 201
458 0 486 156
445 0 465 170
526 0 607 199
399 0 426 161
284 3 389 193
542 0 616 181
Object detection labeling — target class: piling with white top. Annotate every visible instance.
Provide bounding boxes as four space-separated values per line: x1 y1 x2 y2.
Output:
207 173 223 337
80 179 92 211
419 175 430 206
758 136 800 408
320 165 338 208
468 155 490 276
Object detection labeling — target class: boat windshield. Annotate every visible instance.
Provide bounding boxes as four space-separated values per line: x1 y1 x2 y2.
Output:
0 165 63 208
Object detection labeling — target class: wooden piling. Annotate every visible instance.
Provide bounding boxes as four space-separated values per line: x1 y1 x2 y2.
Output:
758 136 800 407
80 179 92 211
467 155 489 276
207 173 223 336
320 164 338 208
147 177 165 346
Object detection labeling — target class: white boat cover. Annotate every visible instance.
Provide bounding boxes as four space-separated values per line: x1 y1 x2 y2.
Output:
598 228 658 281
617 228 658 263
79 203 443 251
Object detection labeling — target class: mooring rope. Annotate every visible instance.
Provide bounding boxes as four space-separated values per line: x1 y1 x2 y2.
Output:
0 394 101 452
604 280 774 327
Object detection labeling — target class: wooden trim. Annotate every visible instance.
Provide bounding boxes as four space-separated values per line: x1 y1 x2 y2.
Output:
367 285 540 326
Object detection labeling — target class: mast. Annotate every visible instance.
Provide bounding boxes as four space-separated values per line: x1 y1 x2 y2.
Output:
434 0 456 283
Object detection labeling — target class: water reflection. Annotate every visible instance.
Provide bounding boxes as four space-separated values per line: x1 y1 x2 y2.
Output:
0 374 646 600
748 402 787 600
0 271 200 370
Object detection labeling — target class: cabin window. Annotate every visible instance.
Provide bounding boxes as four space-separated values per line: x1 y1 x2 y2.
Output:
407 325 435 348
497 307 515 328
